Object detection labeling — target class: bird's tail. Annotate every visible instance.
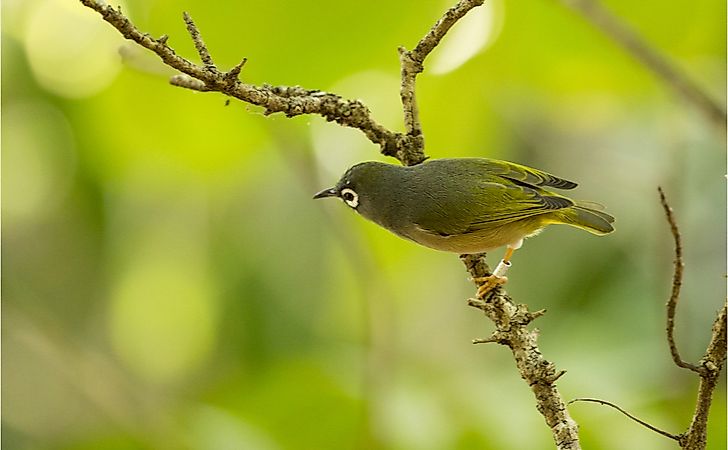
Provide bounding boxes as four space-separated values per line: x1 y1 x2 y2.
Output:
553 201 615 235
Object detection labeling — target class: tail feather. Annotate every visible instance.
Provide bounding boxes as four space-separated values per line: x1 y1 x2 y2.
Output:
574 201 615 224
554 204 615 235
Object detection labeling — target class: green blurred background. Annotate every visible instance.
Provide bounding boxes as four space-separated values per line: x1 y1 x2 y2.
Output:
3 0 726 449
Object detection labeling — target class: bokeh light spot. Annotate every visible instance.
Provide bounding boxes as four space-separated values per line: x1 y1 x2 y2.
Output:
429 0 503 75
24 0 125 98
2 101 76 223
109 255 217 383
311 70 401 175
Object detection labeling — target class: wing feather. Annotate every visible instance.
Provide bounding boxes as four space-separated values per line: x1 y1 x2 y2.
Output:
479 159 578 190
407 158 577 237
463 185 573 232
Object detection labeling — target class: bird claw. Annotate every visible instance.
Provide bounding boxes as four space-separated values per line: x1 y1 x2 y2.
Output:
472 258 511 298
474 275 508 298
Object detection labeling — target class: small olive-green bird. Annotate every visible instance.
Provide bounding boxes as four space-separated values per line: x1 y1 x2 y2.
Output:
314 158 614 294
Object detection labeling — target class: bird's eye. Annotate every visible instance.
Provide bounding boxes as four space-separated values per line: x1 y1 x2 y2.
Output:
340 188 359 208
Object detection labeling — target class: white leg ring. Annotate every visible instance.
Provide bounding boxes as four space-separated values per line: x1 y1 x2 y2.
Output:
492 259 511 278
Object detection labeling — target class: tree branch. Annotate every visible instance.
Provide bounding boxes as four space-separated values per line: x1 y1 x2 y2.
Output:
658 186 703 374
462 254 581 450
560 0 727 133
81 1 585 447
569 398 681 442
680 305 728 450
659 189 728 450
568 191 726 449
397 0 485 165
79 0 403 158
681 304 727 449
182 11 215 69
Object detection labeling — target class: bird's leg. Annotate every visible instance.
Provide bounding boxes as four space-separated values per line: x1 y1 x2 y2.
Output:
473 240 521 298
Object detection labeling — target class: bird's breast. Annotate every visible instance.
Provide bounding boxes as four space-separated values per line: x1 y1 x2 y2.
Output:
400 217 547 254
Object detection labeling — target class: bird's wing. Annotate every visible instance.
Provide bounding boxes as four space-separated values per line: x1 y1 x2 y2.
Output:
462 182 573 232
412 181 573 236
479 159 578 190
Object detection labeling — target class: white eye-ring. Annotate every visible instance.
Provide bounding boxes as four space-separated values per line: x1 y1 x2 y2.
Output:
340 188 359 208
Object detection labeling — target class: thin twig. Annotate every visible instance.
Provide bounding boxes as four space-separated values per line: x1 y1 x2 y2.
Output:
658 187 703 374
78 0 402 157
169 74 210 91
472 336 499 344
225 58 247 83
547 370 567 384
397 0 485 165
658 187 727 449
569 398 681 442
561 0 727 133
182 12 215 69
472 330 508 344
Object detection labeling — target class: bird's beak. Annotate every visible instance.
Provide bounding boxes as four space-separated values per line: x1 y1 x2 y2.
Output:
313 187 337 199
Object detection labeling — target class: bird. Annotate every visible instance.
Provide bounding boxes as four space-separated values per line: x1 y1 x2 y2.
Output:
314 157 614 296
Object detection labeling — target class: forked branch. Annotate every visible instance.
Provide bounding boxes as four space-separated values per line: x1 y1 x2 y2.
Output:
79 0 402 157
80 2 727 449
571 190 726 450
659 188 728 449
462 254 581 450
80 0 584 447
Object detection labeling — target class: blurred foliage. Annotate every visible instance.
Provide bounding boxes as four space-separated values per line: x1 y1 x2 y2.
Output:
2 0 726 449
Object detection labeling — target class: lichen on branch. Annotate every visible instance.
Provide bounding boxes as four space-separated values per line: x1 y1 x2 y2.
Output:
79 0 402 158
79 0 583 447
78 2 726 449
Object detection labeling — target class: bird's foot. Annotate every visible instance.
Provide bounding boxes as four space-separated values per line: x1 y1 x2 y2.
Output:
472 259 511 298
473 275 508 298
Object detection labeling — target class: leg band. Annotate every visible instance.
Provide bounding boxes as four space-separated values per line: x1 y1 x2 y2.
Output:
492 259 511 278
